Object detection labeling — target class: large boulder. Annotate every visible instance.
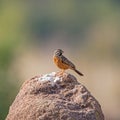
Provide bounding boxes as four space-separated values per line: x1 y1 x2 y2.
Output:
6 72 104 120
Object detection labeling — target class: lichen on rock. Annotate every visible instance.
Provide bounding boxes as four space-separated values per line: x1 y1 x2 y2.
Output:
6 72 104 120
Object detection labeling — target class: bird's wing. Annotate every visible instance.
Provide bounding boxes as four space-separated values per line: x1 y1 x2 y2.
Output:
60 55 75 69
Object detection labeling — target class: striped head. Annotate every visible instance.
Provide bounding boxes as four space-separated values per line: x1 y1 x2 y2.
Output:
54 49 64 56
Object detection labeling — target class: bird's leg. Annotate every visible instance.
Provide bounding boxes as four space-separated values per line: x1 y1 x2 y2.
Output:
56 69 65 76
60 69 65 75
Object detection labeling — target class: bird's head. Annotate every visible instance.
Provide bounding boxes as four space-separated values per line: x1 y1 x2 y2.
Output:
54 49 64 56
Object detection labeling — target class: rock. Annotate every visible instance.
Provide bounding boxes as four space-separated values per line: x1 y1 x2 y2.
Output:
6 72 104 120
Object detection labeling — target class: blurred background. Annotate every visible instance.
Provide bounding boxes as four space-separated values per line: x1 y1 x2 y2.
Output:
0 0 120 120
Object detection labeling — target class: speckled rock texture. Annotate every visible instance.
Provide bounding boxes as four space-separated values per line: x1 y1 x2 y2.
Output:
6 72 104 120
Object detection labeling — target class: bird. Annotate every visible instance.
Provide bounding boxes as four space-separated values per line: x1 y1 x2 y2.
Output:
53 49 84 76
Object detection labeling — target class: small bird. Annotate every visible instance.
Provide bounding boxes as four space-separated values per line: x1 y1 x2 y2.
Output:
53 49 84 76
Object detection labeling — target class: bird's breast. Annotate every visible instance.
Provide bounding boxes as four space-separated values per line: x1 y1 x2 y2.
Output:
53 56 69 70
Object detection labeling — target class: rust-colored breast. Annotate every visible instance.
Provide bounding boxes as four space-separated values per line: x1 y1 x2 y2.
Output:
53 56 69 70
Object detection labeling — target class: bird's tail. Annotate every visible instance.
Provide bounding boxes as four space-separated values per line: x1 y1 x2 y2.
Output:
74 69 84 76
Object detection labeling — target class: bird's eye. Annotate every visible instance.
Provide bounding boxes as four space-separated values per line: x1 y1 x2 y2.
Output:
55 52 61 56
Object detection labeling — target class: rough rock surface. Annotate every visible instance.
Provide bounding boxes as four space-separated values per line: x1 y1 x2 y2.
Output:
6 72 104 120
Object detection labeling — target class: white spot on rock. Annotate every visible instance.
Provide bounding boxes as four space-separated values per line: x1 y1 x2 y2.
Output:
38 72 62 84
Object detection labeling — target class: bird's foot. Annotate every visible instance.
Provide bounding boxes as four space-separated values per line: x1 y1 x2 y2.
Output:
55 71 64 77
